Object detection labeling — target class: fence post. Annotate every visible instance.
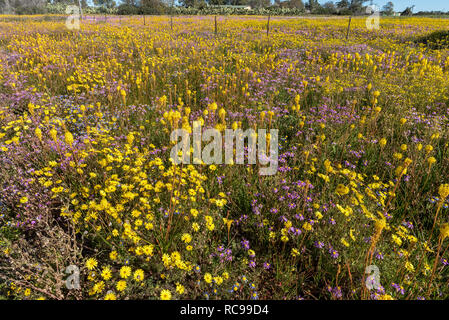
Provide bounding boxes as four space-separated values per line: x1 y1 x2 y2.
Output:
267 14 270 36
346 16 352 41
144 15 146 26
77 0 83 21
214 15 217 35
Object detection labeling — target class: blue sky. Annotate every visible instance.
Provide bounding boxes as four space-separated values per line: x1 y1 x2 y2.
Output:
318 0 449 12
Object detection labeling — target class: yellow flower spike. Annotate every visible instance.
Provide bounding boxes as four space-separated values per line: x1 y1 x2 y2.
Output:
209 102 218 111
49 128 58 142
374 218 387 232
158 95 167 108
395 165 406 177
127 133 134 145
35 127 42 142
268 110 274 126
294 94 300 105
440 223 449 240
218 108 226 122
225 218 233 239
28 103 34 116
403 158 412 167
438 184 449 200
120 89 126 104
291 248 300 257
64 131 74 147
431 132 440 140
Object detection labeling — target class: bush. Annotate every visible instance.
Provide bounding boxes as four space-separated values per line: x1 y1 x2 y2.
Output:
14 5 47 15
117 4 140 16
415 30 449 49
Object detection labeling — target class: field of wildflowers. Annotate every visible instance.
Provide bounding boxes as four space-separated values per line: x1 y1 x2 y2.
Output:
0 15 449 300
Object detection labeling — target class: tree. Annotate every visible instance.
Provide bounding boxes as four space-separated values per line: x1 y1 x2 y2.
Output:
93 0 116 9
401 5 414 16
117 2 139 14
208 0 227 5
348 0 367 14
178 0 198 7
140 0 166 14
5 0 47 14
248 0 270 8
0 0 12 14
287 0 305 10
382 1 394 15
229 0 249 5
306 0 320 12
336 0 349 9
47 0 86 4
322 1 336 14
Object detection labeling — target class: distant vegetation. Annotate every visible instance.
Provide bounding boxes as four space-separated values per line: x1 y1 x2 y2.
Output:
1 0 449 16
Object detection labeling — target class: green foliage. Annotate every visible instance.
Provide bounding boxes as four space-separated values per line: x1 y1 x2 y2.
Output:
415 30 449 50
